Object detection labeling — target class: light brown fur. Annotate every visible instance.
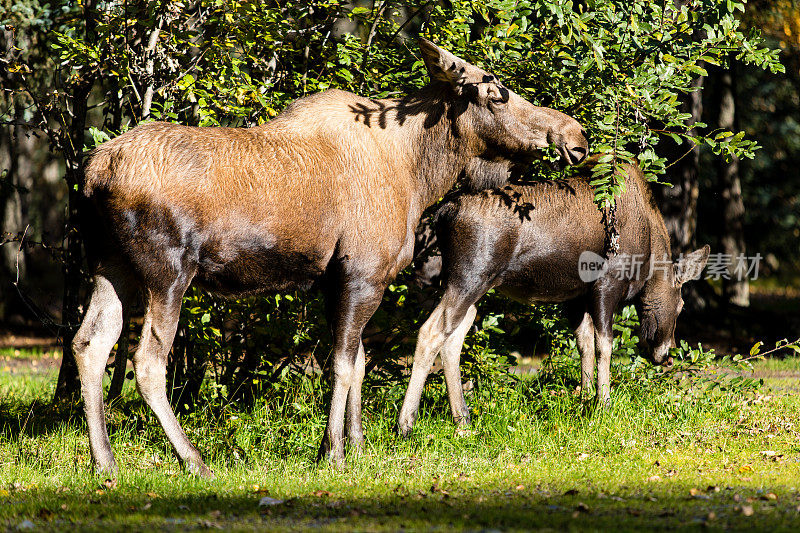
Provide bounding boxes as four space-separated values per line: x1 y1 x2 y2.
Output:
74 40 588 476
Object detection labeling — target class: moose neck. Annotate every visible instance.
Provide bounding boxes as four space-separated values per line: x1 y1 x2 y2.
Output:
380 84 478 211
636 177 675 310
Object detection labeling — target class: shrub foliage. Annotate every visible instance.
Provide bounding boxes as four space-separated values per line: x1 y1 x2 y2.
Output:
1 0 783 406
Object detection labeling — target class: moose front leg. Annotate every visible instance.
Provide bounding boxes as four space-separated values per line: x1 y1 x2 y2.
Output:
134 287 213 478
345 342 367 450
566 299 595 399
591 283 623 408
319 276 383 465
595 330 613 407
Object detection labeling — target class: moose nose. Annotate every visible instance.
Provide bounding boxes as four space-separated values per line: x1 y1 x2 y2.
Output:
565 145 587 165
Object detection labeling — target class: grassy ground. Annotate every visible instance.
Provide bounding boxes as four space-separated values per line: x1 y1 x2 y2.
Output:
1 349 799 531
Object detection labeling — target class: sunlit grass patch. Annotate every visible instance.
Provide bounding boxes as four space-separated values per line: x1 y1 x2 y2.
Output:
0 351 798 530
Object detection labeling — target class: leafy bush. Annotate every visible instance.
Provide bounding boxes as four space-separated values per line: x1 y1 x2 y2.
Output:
4 1 783 404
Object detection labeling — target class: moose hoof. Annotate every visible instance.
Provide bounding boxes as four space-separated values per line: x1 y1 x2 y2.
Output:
347 434 365 453
454 413 471 428
320 452 346 469
317 438 346 468
93 461 119 479
186 460 215 479
396 412 417 439
395 421 415 440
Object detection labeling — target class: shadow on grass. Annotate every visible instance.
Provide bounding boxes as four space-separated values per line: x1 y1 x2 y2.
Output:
2 482 800 532
0 399 84 439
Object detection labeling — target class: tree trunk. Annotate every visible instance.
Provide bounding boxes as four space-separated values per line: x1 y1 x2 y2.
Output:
717 63 750 307
54 2 99 402
54 102 92 401
655 74 704 255
653 74 708 310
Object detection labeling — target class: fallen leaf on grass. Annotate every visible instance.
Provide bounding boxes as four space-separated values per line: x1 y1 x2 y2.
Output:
741 505 754 516
430 477 449 496
738 464 753 474
689 488 711 500
577 453 590 461
646 475 661 483
312 490 332 498
760 450 777 457
760 493 778 501
251 485 270 496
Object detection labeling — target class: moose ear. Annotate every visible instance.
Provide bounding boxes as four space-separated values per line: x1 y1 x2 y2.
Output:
418 38 474 88
674 244 711 286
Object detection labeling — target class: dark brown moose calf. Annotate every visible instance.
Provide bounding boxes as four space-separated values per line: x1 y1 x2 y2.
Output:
75 39 588 477
397 157 709 437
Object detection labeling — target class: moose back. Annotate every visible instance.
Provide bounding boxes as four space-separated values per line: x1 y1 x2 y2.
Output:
74 39 588 476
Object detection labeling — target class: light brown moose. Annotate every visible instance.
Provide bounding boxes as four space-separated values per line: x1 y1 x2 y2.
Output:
76 39 588 477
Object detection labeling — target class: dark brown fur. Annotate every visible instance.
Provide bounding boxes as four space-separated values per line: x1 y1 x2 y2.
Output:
397 156 710 435
73 39 589 476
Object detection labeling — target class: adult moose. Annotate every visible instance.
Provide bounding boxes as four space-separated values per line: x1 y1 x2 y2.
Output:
397 157 709 437
75 39 588 477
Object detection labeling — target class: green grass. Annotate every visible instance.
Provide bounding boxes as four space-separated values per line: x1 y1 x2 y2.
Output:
1 353 800 531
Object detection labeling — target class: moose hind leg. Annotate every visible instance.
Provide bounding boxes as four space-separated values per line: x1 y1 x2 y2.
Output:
133 289 213 478
441 304 477 428
397 288 480 438
72 271 130 475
